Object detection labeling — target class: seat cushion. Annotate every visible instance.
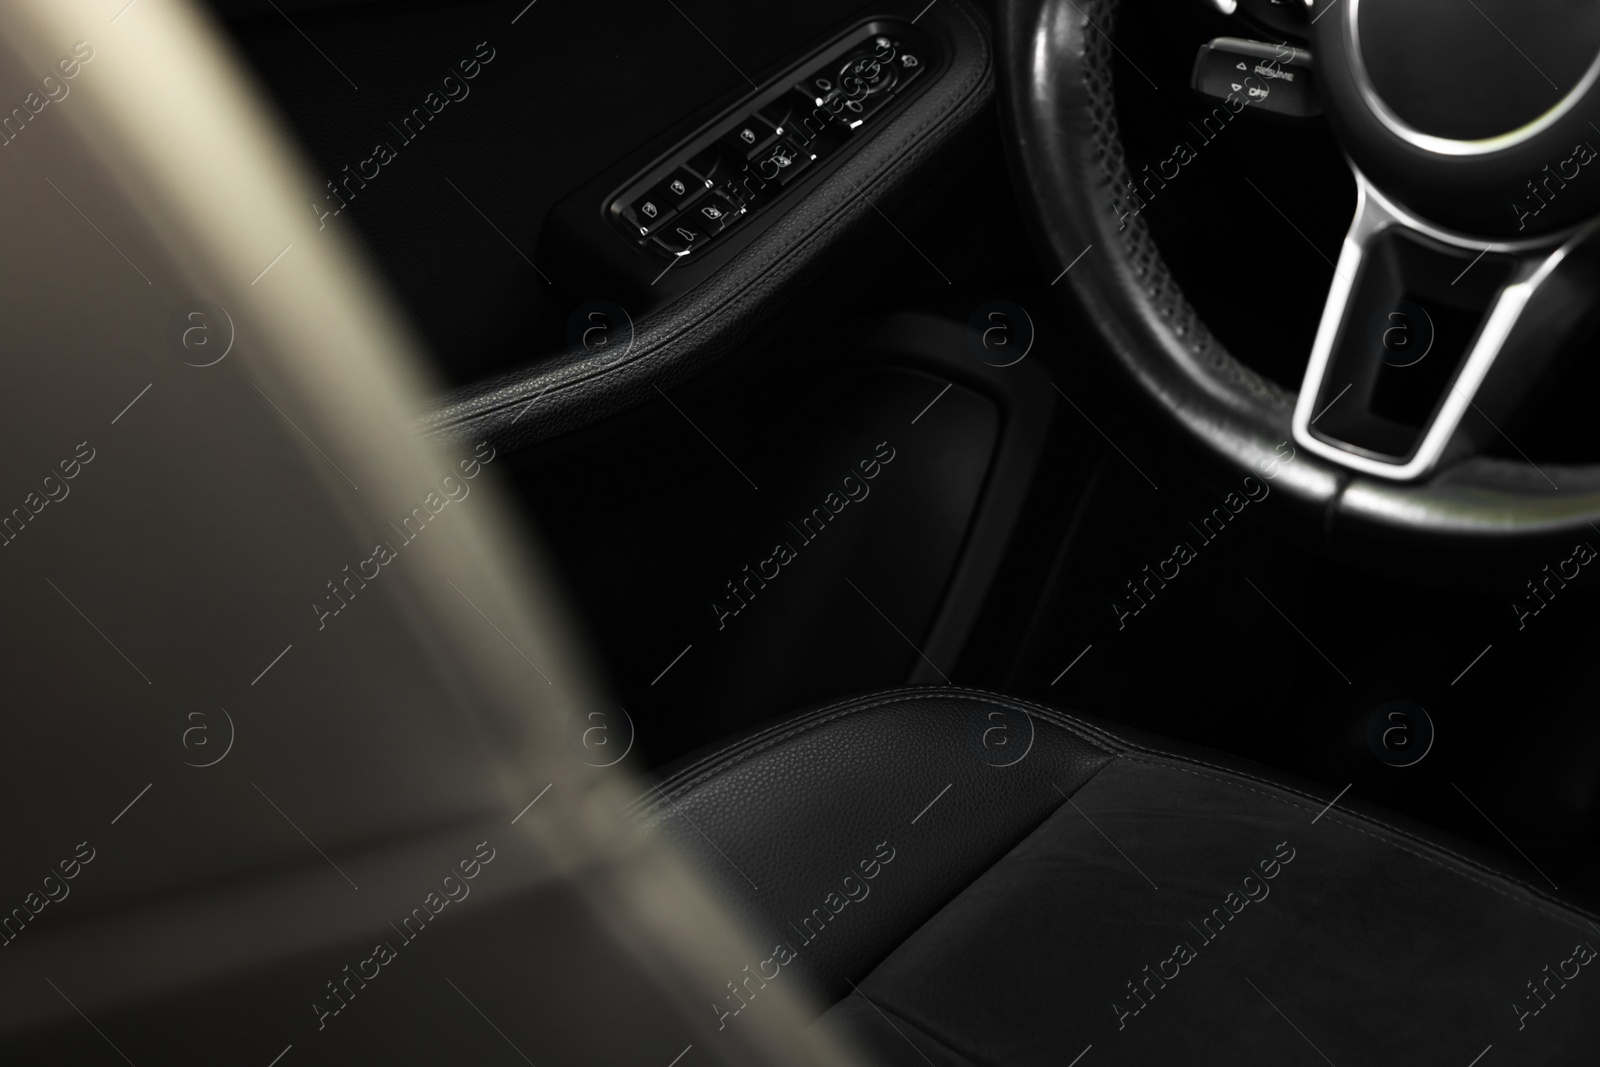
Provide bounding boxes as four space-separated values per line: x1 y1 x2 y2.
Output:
636 687 1600 1064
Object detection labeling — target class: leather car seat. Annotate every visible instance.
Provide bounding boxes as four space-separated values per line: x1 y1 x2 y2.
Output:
638 686 1600 1064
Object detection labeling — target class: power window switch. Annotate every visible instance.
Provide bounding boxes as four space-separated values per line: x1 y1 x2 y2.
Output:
722 114 780 158
690 188 747 234
654 167 710 210
622 190 673 235
752 139 814 187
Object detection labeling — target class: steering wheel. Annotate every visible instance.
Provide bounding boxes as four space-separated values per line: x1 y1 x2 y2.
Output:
998 0 1600 551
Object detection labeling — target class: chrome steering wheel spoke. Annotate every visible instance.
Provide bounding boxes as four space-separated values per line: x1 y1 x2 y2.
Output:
1291 172 1600 482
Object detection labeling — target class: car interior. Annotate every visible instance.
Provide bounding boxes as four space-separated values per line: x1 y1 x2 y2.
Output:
4 0 1600 1063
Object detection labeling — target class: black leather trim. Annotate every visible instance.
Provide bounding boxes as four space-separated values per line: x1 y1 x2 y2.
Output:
995 0 1346 520
997 0 1600 547
636 685 1600 1019
417 0 994 455
631 688 1118 1009
820 751 1600 1063
826 994 979 1066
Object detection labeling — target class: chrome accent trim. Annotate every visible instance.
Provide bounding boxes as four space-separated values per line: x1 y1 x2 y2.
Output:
1345 0 1600 157
1290 171 1577 481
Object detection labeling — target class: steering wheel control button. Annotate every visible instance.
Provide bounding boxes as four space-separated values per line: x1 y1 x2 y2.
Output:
1192 37 1320 118
1366 700 1434 768
966 301 1035 367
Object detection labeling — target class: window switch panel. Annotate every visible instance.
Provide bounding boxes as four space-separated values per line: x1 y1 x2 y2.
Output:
605 21 934 264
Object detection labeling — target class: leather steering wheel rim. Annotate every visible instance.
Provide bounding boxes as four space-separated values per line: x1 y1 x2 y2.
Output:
996 0 1600 549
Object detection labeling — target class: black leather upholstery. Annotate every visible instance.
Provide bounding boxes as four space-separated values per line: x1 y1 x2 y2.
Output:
994 0 1333 511
996 0 1600 546
639 687 1600 1064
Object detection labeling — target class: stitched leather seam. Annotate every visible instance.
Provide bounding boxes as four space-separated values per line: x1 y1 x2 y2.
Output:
641 685 1599 931
840 992 992 1067
427 1 995 437
638 682 1116 800
930 688 1600 928
1075 0 1289 406
473 3 993 409
636 686 1104 813
440 79 990 433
